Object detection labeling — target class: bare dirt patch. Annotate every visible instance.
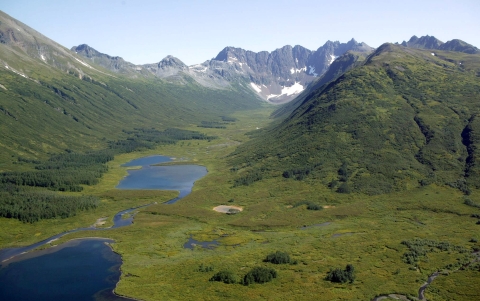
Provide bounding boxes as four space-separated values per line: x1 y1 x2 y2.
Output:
213 205 244 214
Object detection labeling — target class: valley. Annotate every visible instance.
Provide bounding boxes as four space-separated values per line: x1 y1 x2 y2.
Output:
0 8 479 301
1 109 479 300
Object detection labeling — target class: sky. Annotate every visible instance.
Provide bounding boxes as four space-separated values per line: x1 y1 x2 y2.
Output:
1 0 479 66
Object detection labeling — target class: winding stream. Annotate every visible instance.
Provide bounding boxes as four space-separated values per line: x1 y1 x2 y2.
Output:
0 155 207 301
372 252 480 301
371 271 439 301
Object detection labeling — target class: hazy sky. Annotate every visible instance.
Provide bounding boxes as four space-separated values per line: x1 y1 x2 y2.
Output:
1 0 479 65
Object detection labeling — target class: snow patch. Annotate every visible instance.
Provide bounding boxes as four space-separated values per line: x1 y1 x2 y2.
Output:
431 53 435 56
267 82 304 100
281 82 304 96
308 66 318 77
74 57 93 69
250 82 262 93
41 54 46 61
290 67 306 74
266 94 279 100
328 54 337 65
5 65 28 78
296 58 298 63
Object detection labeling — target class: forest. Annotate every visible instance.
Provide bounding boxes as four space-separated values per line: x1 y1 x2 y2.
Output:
0 184 98 223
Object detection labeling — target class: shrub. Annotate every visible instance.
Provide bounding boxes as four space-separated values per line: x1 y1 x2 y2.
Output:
464 198 480 208
209 270 237 284
264 251 291 264
336 182 351 194
293 200 323 211
243 267 277 285
325 264 355 283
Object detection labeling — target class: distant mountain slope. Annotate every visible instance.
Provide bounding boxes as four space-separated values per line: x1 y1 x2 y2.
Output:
0 11 261 165
72 39 374 104
401 35 480 54
230 43 480 195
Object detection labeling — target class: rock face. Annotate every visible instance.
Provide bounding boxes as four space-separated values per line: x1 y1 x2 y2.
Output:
400 35 480 54
72 39 374 103
192 39 373 103
71 44 136 73
401 35 444 49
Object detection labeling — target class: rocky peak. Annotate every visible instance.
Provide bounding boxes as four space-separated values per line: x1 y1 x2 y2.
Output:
157 55 188 69
401 35 444 49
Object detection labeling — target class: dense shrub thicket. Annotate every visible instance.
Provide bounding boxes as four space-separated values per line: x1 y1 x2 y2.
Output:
282 163 321 180
197 121 227 129
243 267 277 285
325 264 355 283
464 198 480 209
401 238 469 266
233 170 263 187
221 116 237 122
110 128 216 153
209 270 237 284
293 201 323 211
264 251 291 264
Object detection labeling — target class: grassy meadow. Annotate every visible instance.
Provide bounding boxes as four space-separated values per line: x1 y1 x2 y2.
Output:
1 107 479 300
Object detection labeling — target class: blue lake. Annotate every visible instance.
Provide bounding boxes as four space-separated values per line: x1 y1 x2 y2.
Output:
0 239 130 301
117 155 208 203
0 155 208 300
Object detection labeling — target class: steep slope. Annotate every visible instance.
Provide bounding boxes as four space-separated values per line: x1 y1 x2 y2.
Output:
272 50 369 118
73 39 374 104
0 11 261 165
230 43 480 194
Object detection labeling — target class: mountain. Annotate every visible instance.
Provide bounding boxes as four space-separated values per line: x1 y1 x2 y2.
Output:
400 35 480 54
439 39 480 54
230 42 480 195
73 39 374 104
0 11 261 164
401 35 443 49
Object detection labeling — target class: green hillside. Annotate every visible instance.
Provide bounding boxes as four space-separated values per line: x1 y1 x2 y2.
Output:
0 11 262 166
231 43 480 195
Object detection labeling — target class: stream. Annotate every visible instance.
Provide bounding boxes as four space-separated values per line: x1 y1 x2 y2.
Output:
372 252 480 301
371 271 439 301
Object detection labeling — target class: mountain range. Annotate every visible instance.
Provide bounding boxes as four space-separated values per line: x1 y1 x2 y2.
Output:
72 40 374 104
